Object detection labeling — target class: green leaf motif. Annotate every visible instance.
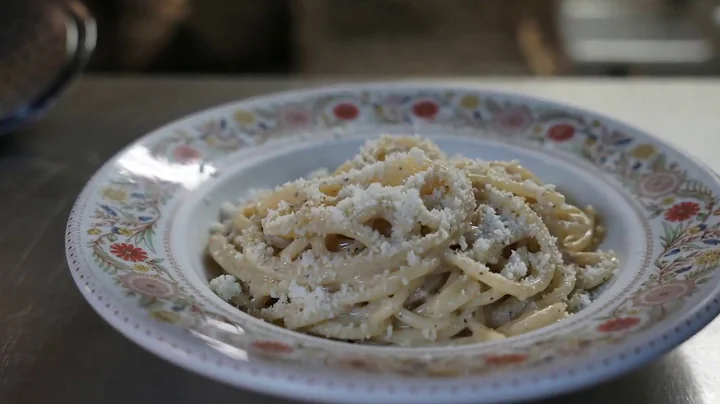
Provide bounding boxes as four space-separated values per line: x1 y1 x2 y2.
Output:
662 222 676 244
144 227 156 253
662 221 690 248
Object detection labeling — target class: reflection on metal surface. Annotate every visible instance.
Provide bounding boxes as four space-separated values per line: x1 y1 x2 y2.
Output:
543 350 706 403
653 353 705 404
116 145 216 189
678 318 720 403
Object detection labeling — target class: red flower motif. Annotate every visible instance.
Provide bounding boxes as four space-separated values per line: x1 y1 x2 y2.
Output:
172 145 200 163
484 353 528 366
546 123 575 142
333 103 359 121
250 340 294 355
110 243 148 262
411 101 439 119
492 106 533 135
665 202 701 222
597 317 641 333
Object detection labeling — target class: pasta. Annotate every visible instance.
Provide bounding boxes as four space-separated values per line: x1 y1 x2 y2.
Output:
207 135 618 346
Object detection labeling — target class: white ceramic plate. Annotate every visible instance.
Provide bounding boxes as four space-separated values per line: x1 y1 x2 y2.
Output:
66 83 720 403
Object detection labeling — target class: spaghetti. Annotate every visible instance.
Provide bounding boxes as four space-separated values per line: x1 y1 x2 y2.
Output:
207 136 618 346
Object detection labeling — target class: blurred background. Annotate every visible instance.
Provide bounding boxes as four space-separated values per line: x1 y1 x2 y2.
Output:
78 0 720 77
5 0 720 79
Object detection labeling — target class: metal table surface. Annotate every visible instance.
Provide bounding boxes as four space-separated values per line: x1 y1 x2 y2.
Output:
2 76 720 404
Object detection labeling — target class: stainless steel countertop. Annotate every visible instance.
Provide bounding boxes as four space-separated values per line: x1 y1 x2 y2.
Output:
2 76 719 404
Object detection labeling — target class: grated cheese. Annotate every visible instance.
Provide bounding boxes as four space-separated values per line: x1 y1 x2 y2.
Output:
458 235 468 251
209 275 243 301
577 252 618 289
286 280 335 317
477 205 512 244
567 292 593 312
501 250 529 280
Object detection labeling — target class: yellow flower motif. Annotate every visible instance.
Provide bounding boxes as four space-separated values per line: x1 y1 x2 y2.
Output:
150 310 180 323
133 263 150 272
688 226 701 235
102 187 127 203
662 197 676 206
234 110 255 125
696 250 720 267
118 228 134 237
714 209 720 216
631 144 656 159
585 137 597 146
459 95 480 109
592 120 601 127
87 228 102 235
532 124 543 134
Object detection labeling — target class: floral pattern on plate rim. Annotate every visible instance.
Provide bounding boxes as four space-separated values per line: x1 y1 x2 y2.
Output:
77 87 720 378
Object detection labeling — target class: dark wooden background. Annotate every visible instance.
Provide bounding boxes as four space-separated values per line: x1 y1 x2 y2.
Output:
81 0 555 76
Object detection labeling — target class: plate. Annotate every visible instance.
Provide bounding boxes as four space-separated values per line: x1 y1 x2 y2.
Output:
65 83 720 403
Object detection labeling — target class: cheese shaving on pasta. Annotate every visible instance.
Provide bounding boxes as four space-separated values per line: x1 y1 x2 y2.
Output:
207 135 618 346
